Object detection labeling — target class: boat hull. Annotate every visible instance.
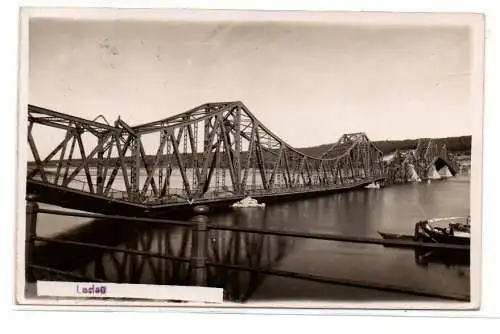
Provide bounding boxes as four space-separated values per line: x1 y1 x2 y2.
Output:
378 231 470 246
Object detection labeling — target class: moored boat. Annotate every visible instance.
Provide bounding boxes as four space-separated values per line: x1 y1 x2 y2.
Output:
378 216 470 246
414 217 470 245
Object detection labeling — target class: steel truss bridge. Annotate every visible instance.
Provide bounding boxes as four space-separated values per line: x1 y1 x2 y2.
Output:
26 102 386 215
384 138 460 184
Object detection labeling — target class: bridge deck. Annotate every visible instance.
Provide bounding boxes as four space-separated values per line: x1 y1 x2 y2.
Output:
27 176 385 216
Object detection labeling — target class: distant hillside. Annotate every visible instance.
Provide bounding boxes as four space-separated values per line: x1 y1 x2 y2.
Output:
295 135 472 157
28 135 471 168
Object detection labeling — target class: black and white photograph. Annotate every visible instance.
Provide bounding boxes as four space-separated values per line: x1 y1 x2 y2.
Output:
16 8 484 309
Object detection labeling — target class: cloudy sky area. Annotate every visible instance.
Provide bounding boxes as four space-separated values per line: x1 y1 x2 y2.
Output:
29 18 472 149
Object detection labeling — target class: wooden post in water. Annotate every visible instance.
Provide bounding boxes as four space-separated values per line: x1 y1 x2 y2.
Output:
190 205 208 286
25 200 38 282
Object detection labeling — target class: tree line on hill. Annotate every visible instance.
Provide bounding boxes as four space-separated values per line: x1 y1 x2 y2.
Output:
295 135 472 157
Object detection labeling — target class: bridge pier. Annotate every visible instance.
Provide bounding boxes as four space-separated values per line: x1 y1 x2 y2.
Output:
190 205 209 286
25 201 38 282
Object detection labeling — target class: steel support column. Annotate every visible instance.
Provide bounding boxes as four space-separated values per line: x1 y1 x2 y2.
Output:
96 135 104 194
233 107 242 193
131 135 141 200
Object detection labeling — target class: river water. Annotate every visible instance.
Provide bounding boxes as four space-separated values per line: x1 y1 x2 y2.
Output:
30 171 471 303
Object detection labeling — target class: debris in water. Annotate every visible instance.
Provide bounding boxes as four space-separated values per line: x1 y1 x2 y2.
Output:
427 165 441 180
231 196 266 208
408 164 422 182
440 166 453 178
365 182 381 189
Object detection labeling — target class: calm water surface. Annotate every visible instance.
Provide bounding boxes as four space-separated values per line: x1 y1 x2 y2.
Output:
31 173 470 302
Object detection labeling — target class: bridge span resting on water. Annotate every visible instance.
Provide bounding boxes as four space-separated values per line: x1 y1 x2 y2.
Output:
384 138 460 184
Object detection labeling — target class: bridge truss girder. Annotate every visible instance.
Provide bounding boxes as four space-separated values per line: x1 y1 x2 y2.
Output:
27 102 386 205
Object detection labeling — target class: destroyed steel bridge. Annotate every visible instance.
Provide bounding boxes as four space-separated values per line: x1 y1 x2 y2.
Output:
26 101 460 215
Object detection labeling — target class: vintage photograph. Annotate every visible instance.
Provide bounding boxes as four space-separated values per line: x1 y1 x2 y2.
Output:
16 8 484 308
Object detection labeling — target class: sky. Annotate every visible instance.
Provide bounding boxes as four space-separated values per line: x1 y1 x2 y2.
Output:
29 17 474 150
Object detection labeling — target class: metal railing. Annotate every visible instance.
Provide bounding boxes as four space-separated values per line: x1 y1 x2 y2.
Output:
24 201 470 302
29 167 384 206
29 174 130 200
142 176 385 205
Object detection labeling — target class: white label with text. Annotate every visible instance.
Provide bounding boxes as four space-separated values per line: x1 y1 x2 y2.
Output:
36 281 223 303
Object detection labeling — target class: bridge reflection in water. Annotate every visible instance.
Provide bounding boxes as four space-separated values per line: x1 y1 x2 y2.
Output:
29 208 295 302
28 193 469 303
